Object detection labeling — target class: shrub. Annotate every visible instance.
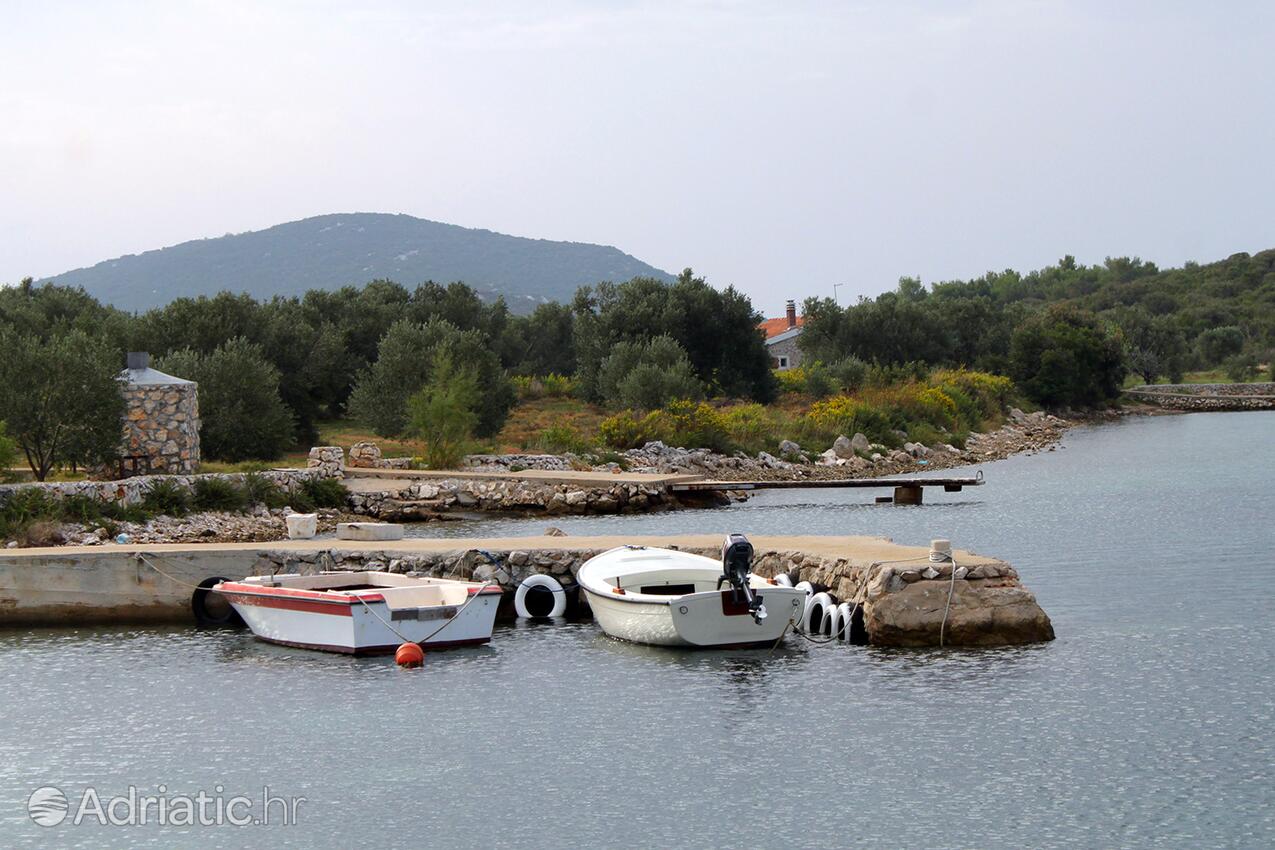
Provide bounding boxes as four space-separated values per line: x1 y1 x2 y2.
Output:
598 401 733 453
865 361 929 387
0 421 17 482
719 404 780 454
535 425 594 455
1196 326 1245 366
597 336 703 410
348 318 515 439
192 477 249 512
299 477 348 509
1224 353 1259 383
514 374 579 400
141 479 192 516
803 363 837 399
598 411 649 450
240 472 287 508
828 357 869 392
1009 306 1126 407
406 351 479 469
774 367 808 395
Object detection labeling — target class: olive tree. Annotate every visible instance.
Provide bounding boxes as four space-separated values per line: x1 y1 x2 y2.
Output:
0 330 125 480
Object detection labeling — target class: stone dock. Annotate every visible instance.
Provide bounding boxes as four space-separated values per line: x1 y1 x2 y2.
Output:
0 534 1053 647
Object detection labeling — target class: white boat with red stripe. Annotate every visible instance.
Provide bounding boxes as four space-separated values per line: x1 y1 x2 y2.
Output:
214 571 502 655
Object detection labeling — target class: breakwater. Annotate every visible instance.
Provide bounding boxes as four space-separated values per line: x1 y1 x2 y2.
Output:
1125 382 1275 411
0 534 1052 647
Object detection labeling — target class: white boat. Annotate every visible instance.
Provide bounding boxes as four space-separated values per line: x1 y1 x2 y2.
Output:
214 571 502 655
577 535 808 648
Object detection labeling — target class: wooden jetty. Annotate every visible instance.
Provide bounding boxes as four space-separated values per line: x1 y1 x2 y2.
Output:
670 473 984 505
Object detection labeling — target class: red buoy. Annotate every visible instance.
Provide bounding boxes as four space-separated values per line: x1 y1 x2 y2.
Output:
395 642 424 668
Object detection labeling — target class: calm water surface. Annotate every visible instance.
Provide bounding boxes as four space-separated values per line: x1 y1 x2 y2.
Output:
2 412 1272 848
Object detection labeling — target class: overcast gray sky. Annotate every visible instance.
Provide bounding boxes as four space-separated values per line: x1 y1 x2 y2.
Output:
3 1 1272 313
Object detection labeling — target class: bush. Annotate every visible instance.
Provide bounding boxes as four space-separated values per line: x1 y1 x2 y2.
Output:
240 472 287 508
348 318 515 439
719 404 780 454
1224 353 1259 383
158 339 296 462
514 373 577 400
597 336 703 410
1196 326 1245 366
599 401 733 453
192 478 249 512
406 351 479 469
141 479 192 516
828 357 869 392
1009 306 1125 407
535 425 594 455
803 362 837 399
299 477 348 509
774 368 808 395
0 421 17 482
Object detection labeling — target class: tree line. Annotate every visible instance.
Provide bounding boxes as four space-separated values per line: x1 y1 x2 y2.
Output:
799 250 1275 405
0 270 774 475
1 248 1271 477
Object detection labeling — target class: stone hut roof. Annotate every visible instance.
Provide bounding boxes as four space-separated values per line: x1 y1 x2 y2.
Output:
122 367 195 386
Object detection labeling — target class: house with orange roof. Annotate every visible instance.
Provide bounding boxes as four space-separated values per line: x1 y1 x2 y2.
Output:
760 300 804 370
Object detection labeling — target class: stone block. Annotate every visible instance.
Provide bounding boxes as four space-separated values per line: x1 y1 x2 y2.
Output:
336 522 404 541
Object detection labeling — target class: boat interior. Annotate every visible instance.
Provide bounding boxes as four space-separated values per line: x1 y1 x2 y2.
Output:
605 568 773 597
234 571 473 608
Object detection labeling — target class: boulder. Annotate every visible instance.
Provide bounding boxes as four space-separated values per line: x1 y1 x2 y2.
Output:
778 439 802 458
850 432 871 454
832 435 855 459
863 568 1055 647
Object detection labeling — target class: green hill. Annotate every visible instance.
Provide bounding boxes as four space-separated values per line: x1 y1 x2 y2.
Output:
37 213 673 312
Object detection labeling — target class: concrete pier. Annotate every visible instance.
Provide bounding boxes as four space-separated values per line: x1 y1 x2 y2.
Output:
0 535 1053 646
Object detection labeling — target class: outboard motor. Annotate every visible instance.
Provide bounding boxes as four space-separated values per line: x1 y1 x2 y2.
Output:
719 533 767 625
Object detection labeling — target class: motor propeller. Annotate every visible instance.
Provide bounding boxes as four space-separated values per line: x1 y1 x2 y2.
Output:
719 533 767 625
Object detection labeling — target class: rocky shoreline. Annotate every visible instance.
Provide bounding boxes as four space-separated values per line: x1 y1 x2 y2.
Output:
7 408 1080 548
469 407 1073 482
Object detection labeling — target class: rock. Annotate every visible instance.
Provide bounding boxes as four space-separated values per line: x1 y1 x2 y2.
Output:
863 572 1055 647
850 433 871 454
778 439 802 458
285 513 318 539
818 449 840 466
564 491 588 507
348 441 382 468
832 435 855 459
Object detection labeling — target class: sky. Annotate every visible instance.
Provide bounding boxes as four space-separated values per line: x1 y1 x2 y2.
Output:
2 0 1273 314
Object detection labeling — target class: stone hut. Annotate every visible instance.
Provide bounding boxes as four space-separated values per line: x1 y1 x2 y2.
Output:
117 352 200 477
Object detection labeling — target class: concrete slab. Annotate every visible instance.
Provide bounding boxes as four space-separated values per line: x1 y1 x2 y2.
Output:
335 522 404 541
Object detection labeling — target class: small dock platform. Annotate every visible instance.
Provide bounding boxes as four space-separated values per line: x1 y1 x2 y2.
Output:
670 473 984 505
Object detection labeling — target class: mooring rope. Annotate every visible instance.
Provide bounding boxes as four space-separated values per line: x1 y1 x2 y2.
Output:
136 552 210 590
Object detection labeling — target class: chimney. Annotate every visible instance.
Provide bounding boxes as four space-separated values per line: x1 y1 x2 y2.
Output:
785 300 797 328
127 352 150 370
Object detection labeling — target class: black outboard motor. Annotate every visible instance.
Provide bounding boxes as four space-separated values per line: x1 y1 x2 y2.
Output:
719 533 767 624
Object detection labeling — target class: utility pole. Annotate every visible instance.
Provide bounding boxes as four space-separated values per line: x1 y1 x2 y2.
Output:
832 282 844 304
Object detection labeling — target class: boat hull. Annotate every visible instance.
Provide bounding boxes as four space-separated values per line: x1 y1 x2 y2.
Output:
219 586 501 655
585 586 806 648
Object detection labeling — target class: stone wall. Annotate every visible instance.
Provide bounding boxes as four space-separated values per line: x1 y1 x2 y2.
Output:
0 469 326 509
120 382 200 475
1126 383 1275 411
248 543 1052 647
767 333 802 369
348 477 680 519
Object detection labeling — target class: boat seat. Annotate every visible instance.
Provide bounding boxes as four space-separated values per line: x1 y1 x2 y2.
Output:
376 587 450 610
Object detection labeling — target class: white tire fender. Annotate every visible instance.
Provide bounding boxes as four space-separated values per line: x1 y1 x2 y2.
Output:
514 574 566 619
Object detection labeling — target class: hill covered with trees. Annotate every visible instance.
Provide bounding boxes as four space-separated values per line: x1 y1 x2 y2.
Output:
37 213 673 312
800 249 1275 391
